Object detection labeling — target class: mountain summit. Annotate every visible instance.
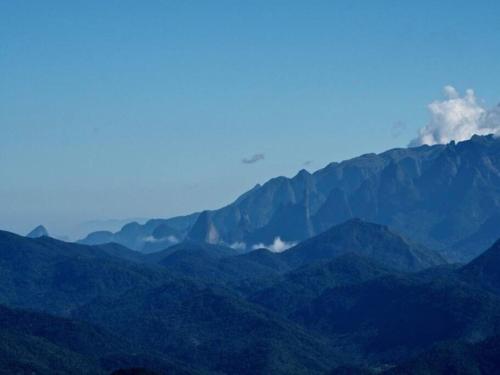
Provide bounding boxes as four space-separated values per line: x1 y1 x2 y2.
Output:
26 225 49 238
282 219 445 272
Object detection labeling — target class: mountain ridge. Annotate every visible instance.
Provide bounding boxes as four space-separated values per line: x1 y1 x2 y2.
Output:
80 134 500 262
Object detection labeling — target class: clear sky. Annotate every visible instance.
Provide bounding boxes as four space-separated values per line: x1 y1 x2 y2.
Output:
1 1 500 237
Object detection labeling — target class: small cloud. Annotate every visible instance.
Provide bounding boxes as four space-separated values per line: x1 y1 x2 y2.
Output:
166 235 179 244
303 160 313 167
252 237 297 253
444 85 459 99
143 235 160 243
230 241 246 251
143 235 179 244
242 153 265 164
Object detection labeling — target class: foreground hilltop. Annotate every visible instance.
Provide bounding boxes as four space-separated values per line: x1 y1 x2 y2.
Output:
2 218 500 374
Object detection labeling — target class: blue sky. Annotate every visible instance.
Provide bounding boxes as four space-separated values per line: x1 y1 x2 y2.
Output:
1 1 500 237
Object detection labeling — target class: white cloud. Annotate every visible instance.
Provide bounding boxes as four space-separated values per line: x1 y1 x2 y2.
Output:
143 235 179 244
410 86 500 146
252 236 297 253
166 235 179 244
143 235 158 243
230 241 247 251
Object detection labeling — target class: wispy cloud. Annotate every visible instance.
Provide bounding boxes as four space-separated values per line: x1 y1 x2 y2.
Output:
229 241 246 251
252 237 297 253
242 153 265 164
143 235 179 244
303 160 313 167
391 121 407 139
410 86 500 146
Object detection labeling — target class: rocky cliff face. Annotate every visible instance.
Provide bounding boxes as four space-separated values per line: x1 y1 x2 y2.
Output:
188 135 500 261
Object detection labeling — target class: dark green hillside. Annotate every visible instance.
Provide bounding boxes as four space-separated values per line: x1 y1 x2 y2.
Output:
146 241 288 290
460 239 500 295
281 219 445 272
0 230 170 315
0 304 197 375
387 335 500 374
251 253 390 316
75 279 339 375
292 275 500 363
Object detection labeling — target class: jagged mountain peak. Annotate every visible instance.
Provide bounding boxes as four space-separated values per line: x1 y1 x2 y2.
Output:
26 225 49 238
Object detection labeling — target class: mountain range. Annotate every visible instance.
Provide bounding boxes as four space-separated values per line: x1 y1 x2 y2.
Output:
5 135 500 373
79 213 199 253
3 213 500 373
81 135 500 262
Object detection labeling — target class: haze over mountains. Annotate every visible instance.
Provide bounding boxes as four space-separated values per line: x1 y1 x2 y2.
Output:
82 135 500 262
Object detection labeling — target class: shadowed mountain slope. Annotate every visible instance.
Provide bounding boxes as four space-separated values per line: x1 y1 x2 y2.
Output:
0 230 170 315
74 280 340 375
460 238 500 295
280 219 445 272
251 253 391 316
26 225 49 238
291 274 500 364
0 304 197 375
386 335 500 375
